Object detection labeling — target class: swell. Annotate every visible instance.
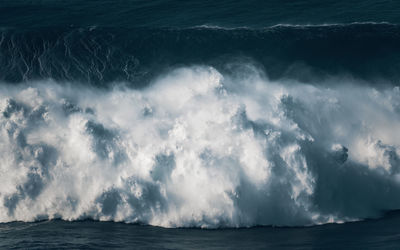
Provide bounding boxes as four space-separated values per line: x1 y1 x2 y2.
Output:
3 0 400 29
0 65 400 228
1 23 400 86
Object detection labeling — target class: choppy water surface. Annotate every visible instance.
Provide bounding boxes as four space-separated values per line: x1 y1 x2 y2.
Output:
1 211 400 249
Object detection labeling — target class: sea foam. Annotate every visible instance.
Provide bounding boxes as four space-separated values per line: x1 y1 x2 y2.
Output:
0 65 399 228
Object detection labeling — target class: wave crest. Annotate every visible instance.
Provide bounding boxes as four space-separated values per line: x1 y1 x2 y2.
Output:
0 66 400 228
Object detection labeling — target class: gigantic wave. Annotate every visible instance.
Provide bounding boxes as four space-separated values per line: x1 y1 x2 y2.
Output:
1 23 400 85
1 65 399 228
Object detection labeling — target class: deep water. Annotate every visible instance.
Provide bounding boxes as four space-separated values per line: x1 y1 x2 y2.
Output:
2 211 400 249
1 0 400 248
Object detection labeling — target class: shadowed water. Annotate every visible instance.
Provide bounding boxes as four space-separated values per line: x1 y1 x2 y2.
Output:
2 211 400 249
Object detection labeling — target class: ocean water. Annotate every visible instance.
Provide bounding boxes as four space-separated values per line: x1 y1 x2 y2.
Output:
1 0 400 248
2 211 400 249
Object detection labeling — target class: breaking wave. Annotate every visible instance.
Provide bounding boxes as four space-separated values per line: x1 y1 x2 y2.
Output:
1 65 400 228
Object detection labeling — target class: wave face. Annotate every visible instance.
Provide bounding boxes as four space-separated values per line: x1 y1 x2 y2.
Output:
1 65 400 227
1 23 400 85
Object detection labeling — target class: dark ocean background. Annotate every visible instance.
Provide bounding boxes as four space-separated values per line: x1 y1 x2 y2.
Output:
2 0 400 86
1 0 400 249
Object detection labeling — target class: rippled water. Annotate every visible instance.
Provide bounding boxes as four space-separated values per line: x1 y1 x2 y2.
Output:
2 211 400 249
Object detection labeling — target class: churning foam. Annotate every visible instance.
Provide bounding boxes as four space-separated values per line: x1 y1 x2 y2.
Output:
0 66 400 228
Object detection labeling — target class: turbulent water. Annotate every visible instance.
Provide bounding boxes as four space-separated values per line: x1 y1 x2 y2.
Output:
1 1 400 230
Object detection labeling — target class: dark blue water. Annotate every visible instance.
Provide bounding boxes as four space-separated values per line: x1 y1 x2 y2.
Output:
2 0 400 29
1 1 400 249
1 1 400 86
2 211 400 249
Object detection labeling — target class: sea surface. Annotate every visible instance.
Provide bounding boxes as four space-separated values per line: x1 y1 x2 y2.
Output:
2 211 400 249
1 0 400 249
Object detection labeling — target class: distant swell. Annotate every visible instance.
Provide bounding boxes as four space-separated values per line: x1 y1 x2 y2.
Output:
1 65 400 228
1 22 400 86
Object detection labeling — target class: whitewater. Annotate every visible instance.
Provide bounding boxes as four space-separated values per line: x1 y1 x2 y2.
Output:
0 65 399 228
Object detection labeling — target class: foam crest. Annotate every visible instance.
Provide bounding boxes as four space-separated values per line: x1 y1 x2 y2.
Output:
0 66 399 227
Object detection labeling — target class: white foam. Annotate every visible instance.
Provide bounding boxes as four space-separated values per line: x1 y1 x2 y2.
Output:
0 65 399 227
